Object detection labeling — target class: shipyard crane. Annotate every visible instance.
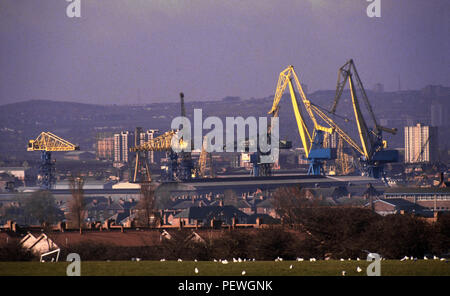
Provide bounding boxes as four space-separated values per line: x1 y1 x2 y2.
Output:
197 135 215 178
413 135 431 163
178 92 195 180
267 65 336 175
131 130 186 181
27 132 79 189
330 59 398 179
132 127 152 184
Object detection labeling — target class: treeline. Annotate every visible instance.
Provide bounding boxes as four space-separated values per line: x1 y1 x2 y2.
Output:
58 212 448 261
2 210 448 262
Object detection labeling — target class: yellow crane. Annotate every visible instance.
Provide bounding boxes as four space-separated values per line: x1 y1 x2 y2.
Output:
197 135 215 178
268 65 345 175
331 59 399 178
27 132 79 189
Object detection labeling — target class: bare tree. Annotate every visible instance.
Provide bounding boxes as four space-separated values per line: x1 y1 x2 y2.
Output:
136 182 160 227
69 176 85 234
272 186 315 225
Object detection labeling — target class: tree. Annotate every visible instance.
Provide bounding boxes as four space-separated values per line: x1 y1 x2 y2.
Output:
136 182 159 227
272 186 316 225
68 176 85 233
23 190 63 226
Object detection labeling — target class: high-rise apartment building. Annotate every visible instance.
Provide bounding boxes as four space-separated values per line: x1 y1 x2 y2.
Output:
404 123 438 163
96 132 114 160
114 131 131 163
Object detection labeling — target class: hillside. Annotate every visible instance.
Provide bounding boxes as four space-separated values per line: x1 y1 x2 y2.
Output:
0 88 443 160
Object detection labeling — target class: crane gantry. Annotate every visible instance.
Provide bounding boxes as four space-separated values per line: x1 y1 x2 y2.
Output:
268 65 337 175
331 59 399 179
27 132 79 189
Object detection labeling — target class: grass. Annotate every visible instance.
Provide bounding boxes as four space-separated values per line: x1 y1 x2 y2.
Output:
0 260 449 276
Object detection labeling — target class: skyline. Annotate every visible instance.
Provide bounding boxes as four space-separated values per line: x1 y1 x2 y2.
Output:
0 0 449 105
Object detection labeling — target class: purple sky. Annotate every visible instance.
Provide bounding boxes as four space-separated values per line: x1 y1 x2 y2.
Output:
0 0 449 105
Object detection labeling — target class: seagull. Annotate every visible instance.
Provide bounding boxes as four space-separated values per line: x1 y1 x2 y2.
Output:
194 267 199 274
357 266 362 273
310 258 316 262
297 258 304 262
238 258 242 263
222 260 229 264
356 258 360 261
233 258 238 263
252 258 256 261
136 258 141 262
433 256 439 260
340 258 345 261
214 259 217 262
160 259 166 262
178 258 183 262
348 258 351 261
400 256 408 261
289 264 293 269
241 270 246 275
424 256 428 260
342 271 346 276
194 259 198 262
440 258 446 261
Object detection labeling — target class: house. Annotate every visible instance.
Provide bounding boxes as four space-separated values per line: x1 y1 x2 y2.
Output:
254 198 276 218
174 205 249 227
365 198 429 216
302 186 349 201
383 187 450 212
20 233 59 256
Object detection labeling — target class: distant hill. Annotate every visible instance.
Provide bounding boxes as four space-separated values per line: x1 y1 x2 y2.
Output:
0 87 445 160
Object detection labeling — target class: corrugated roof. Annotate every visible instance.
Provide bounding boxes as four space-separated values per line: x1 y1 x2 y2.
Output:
385 187 450 194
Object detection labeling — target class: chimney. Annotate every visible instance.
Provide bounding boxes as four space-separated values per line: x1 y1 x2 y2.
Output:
257 217 263 228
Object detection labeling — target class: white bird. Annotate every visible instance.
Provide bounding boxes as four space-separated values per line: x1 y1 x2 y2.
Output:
194 267 199 274
238 258 242 263
340 258 344 261
222 260 229 264
214 259 217 262
194 259 198 262
440 258 446 261
424 256 428 260
289 264 293 269
310 258 316 262
348 258 351 261
357 266 362 273
433 255 439 260
178 258 182 262
342 271 346 276
136 258 141 262
252 258 256 261
296 258 304 262
160 259 166 262
233 258 238 263
356 257 360 261
241 270 246 275
400 256 408 261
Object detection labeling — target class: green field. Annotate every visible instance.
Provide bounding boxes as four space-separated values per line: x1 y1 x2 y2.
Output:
0 260 449 276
